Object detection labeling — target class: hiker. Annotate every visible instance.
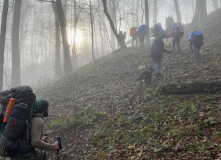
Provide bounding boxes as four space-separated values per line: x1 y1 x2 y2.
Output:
119 31 126 47
123 32 126 44
130 27 138 46
171 22 184 54
189 30 204 63
188 31 193 51
137 24 147 48
10 99 60 160
151 27 171 78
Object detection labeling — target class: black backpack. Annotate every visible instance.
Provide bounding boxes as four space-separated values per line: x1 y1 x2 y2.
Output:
0 86 36 157
192 30 204 48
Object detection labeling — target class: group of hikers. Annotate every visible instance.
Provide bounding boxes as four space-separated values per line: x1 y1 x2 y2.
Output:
0 86 60 160
123 22 204 78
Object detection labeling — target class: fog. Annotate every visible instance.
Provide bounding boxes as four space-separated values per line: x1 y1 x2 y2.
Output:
0 0 219 90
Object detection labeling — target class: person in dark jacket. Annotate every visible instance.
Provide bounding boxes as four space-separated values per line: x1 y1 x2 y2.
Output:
189 30 204 63
151 37 171 78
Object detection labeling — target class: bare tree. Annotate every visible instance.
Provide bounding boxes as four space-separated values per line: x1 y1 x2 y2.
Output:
56 0 73 74
52 1 61 78
212 0 218 10
101 0 126 49
174 0 182 23
0 0 9 91
11 0 22 87
72 0 78 69
192 0 207 29
110 0 117 50
89 0 95 60
145 0 150 46
153 0 158 25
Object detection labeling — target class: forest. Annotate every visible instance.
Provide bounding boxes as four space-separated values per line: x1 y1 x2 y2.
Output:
0 0 221 159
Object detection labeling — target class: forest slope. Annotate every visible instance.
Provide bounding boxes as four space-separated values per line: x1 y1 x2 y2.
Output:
37 9 221 160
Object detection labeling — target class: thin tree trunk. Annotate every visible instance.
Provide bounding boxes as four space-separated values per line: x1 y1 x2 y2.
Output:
212 0 218 10
101 0 126 49
56 0 72 74
110 0 116 49
72 0 78 69
52 1 61 78
153 0 158 25
144 0 150 46
192 0 195 15
174 0 182 22
0 0 9 91
89 0 95 61
11 0 22 87
136 0 140 26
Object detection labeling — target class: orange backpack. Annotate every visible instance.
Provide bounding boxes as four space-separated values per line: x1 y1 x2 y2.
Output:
130 27 137 37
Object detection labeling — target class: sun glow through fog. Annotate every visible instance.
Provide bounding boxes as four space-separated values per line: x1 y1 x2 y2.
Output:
67 29 82 46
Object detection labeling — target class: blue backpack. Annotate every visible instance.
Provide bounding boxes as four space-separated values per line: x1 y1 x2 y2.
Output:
137 24 147 35
152 24 168 39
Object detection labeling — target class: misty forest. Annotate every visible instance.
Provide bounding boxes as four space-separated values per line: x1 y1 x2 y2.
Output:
0 0 221 159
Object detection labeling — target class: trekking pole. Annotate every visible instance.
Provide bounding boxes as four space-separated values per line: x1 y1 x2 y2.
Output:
43 134 48 160
57 136 62 160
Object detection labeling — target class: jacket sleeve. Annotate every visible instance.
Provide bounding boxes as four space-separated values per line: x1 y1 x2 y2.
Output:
31 117 55 151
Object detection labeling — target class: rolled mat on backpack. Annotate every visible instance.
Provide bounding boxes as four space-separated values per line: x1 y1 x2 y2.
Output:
0 86 36 157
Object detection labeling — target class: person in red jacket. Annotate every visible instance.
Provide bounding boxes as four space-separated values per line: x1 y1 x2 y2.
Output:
130 27 138 46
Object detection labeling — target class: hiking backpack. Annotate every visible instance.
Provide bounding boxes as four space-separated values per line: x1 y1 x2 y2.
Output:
192 30 204 47
152 24 168 39
137 24 147 36
172 22 184 38
0 86 36 157
130 27 137 37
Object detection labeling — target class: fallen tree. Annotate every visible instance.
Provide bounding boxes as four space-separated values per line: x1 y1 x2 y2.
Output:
159 81 221 95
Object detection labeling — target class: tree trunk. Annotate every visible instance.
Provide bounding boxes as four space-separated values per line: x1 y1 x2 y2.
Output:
136 0 140 26
11 0 22 87
101 0 126 49
174 0 182 23
159 81 221 95
144 0 150 46
153 0 158 25
0 0 9 91
212 0 218 10
56 0 72 74
110 0 117 50
72 0 78 69
89 0 95 61
192 0 207 29
52 1 61 78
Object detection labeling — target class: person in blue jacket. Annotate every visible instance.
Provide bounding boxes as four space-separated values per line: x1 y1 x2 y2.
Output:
137 24 147 48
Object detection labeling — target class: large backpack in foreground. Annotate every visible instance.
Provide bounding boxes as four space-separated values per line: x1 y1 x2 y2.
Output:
0 86 36 157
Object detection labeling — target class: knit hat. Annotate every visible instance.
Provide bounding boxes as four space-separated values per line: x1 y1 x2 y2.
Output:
34 100 49 113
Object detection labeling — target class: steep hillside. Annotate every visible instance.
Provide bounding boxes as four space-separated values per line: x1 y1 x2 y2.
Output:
36 10 221 160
